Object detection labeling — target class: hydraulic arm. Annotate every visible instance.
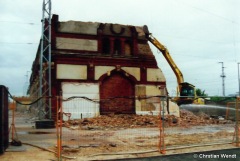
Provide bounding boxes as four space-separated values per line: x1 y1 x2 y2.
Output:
143 25 204 105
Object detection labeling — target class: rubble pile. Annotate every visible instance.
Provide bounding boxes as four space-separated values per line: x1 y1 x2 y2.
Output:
178 109 230 126
79 113 159 129
64 110 232 130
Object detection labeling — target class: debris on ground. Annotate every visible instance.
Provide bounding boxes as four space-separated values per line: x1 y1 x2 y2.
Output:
63 109 232 130
178 109 231 126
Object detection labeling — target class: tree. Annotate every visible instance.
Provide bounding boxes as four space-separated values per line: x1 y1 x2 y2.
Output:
196 88 208 97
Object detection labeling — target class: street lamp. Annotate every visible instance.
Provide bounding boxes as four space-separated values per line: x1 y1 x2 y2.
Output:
219 62 226 96
238 63 240 96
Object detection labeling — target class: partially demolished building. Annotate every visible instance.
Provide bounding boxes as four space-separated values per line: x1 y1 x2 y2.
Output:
29 14 169 119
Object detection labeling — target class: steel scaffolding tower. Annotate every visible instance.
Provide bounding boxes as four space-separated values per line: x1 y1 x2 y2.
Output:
39 0 52 119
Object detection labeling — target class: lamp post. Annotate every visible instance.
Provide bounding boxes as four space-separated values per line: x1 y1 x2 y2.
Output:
219 62 226 96
238 63 240 96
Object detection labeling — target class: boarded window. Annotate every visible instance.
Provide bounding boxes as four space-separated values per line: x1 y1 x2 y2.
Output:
114 39 121 55
100 73 135 114
102 38 110 54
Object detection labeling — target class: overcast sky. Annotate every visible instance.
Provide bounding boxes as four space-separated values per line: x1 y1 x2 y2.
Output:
0 0 239 97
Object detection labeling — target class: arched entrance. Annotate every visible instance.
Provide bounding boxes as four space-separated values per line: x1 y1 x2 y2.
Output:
100 71 135 114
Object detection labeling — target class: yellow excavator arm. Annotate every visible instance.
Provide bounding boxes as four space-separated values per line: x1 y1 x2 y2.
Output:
143 25 204 105
143 25 184 86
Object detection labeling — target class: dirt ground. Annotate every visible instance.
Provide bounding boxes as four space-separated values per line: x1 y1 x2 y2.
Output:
0 110 239 161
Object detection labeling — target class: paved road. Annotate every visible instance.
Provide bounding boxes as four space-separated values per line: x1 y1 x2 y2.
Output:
110 148 240 161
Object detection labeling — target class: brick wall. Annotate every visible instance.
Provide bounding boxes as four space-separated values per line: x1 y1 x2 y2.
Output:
100 73 135 114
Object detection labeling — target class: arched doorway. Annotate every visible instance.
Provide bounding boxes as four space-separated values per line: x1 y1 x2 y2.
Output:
100 72 135 114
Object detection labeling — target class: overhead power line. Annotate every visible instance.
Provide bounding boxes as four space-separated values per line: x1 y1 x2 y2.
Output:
0 20 40 25
0 42 38 45
174 0 239 25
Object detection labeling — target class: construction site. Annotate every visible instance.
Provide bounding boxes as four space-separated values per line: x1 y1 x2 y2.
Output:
1 1 240 161
1 94 240 161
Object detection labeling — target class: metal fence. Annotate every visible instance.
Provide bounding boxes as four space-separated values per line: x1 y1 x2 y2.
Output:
6 94 240 160
165 97 240 149
56 95 167 160
55 96 240 160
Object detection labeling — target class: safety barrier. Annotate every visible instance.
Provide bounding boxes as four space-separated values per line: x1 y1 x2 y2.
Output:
55 96 240 160
56 95 167 160
3 91 240 160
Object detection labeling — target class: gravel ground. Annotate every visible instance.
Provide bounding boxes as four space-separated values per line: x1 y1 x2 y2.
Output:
0 111 238 161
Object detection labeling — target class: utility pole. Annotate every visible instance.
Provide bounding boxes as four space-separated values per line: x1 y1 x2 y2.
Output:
238 63 240 96
219 62 226 96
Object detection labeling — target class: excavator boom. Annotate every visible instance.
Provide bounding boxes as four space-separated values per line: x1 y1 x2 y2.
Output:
143 26 184 85
143 25 203 105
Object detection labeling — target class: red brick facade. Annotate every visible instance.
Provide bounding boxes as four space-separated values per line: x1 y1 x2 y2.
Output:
29 14 166 118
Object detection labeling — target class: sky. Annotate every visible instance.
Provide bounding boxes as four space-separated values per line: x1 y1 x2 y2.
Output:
0 0 239 97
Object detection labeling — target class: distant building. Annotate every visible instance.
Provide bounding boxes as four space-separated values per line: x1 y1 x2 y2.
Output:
29 14 167 119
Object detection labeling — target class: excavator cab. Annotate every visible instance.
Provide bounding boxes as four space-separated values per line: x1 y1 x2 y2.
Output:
180 82 195 97
177 82 204 105
176 82 196 105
